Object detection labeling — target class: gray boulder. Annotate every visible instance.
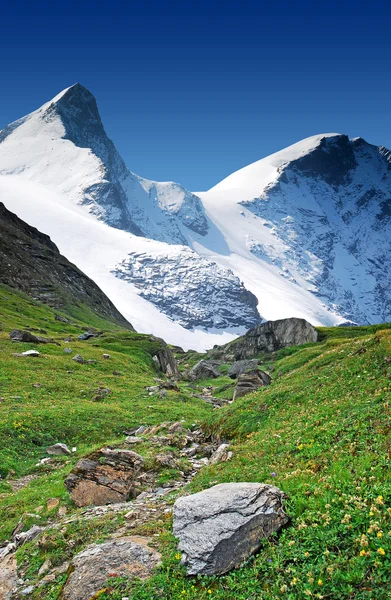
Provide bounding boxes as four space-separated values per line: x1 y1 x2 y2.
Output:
212 317 318 360
233 370 271 401
152 344 179 376
189 360 220 380
9 329 56 344
228 359 259 379
173 482 288 575
62 537 161 600
46 443 71 456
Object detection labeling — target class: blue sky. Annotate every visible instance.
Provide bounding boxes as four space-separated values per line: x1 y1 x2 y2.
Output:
1 0 390 190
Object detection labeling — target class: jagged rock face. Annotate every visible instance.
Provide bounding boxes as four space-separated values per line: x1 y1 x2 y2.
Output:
151 342 179 376
64 448 144 507
241 135 391 324
113 248 261 330
62 537 161 600
173 483 288 575
0 203 132 328
212 318 318 360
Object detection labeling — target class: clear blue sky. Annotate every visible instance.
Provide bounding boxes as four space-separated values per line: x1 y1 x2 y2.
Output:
1 0 390 191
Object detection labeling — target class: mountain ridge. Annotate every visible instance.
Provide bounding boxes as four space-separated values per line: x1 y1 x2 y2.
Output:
0 83 390 348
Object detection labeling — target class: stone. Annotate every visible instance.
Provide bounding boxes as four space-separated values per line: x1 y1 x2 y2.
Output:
0 553 17 600
64 448 144 507
173 482 288 575
209 443 232 465
211 317 318 360
228 359 259 379
46 498 60 511
9 329 57 344
72 354 85 364
12 349 40 357
55 314 71 323
125 436 143 444
61 536 161 600
152 344 179 376
233 370 271 401
103 353 110 359
189 360 220 380
77 331 95 340
64 347 72 353
46 443 71 456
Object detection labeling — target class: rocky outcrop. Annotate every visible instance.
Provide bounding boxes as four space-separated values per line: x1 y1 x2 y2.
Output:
64 448 144 507
189 360 220 380
228 359 259 379
62 536 161 600
46 443 71 456
173 482 288 575
233 370 271 400
212 318 318 360
0 202 132 328
152 343 179 376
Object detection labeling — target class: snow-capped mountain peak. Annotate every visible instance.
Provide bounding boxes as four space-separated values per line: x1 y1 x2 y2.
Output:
0 85 390 349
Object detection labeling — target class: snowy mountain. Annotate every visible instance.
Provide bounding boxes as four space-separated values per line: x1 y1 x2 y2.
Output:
0 84 389 350
198 134 391 326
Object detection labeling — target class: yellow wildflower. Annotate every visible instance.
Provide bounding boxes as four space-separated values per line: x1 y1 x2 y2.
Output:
318 579 323 586
377 548 386 555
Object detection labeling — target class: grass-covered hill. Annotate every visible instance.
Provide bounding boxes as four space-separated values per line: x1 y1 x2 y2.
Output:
1 284 390 599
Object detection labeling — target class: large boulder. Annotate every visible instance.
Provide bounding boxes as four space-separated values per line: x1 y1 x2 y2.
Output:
62 536 161 600
64 448 144 507
212 318 318 360
173 482 288 575
228 359 259 379
233 370 271 400
152 344 179 376
9 329 57 344
189 360 220 380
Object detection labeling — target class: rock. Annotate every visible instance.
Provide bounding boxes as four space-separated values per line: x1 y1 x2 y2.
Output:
77 331 95 340
12 349 40 357
228 359 259 379
9 329 57 344
61 536 161 600
20 585 34 596
93 387 112 401
212 317 318 360
173 482 288 575
103 353 110 359
125 436 143 444
46 498 60 511
152 344 179 376
189 360 220 380
64 448 144 507
55 314 71 323
46 443 71 456
0 553 17 600
209 443 232 465
72 354 85 364
64 347 72 353
38 558 52 576
233 370 271 401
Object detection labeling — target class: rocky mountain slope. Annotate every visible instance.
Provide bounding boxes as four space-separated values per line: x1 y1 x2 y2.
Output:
0 84 390 349
0 202 131 328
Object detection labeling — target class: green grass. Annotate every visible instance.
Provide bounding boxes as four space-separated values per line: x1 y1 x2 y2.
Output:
1 285 391 599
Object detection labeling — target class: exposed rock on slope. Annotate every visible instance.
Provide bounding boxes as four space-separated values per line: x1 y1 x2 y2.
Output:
211 318 318 360
173 482 288 575
62 537 161 600
64 448 144 507
0 202 132 328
